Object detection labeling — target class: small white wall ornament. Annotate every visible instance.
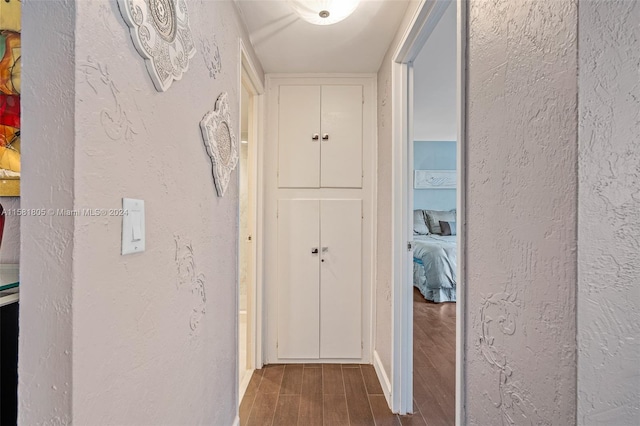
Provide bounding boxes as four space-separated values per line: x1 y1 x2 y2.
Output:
414 170 457 189
200 93 238 197
117 0 196 92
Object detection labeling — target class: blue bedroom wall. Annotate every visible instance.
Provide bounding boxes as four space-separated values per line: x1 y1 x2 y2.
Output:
414 141 457 211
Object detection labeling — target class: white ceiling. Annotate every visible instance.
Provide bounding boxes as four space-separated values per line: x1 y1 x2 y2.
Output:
235 0 411 73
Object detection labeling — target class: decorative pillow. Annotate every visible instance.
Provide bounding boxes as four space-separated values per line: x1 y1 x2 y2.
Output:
413 210 430 235
439 221 457 236
424 209 456 235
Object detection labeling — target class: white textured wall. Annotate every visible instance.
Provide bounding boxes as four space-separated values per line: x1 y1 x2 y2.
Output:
19 1 76 423
376 0 422 379
20 0 263 424
466 0 578 424
578 1 640 424
413 2 456 141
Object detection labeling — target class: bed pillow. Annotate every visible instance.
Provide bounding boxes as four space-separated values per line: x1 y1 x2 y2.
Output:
413 210 430 235
424 209 456 235
439 221 457 236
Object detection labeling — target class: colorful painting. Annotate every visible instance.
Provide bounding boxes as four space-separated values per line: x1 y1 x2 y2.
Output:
0 0 21 196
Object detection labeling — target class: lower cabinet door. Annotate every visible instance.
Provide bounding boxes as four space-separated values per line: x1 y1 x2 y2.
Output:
276 198 362 360
277 199 321 359
320 199 362 359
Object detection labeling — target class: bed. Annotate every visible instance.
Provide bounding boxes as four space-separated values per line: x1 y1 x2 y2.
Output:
413 209 457 303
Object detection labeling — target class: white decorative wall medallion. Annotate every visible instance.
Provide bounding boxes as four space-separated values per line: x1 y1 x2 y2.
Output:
200 93 238 196
118 0 196 92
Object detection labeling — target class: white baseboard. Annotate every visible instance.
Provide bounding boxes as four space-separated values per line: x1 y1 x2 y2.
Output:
373 350 392 408
239 368 254 402
232 415 240 426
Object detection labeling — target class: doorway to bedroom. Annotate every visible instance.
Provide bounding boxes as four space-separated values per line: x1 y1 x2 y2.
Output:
391 0 464 422
411 2 459 423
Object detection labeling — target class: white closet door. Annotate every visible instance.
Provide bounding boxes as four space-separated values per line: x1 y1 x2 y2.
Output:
320 199 362 358
278 86 321 188
277 199 320 359
320 86 363 188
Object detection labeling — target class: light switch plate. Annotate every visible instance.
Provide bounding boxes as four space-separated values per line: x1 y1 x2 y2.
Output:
122 198 145 255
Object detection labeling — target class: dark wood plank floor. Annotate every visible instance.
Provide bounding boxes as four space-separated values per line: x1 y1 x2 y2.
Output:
412 288 456 425
240 288 455 426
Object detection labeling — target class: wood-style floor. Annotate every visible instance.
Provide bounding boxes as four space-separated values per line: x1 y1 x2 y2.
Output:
240 288 455 426
412 287 456 425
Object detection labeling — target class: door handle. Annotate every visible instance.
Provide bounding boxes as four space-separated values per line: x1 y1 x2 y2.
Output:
311 248 319 254
322 134 329 141
312 133 320 141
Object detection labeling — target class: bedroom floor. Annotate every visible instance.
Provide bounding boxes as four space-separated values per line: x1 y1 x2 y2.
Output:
412 287 456 424
239 289 456 425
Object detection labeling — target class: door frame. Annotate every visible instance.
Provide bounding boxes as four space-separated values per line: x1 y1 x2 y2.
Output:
390 0 467 421
237 39 265 400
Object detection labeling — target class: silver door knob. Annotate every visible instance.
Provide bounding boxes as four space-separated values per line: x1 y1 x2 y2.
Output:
312 133 320 141
322 247 329 253
322 134 329 141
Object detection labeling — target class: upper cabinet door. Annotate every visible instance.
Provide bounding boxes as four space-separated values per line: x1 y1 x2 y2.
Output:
278 85 321 188
321 85 363 188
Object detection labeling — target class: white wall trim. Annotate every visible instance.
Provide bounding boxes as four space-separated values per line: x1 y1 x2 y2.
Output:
254 90 265 370
266 72 378 80
390 58 412 414
373 350 392 405
240 40 265 95
238 39 265 410
370 78 379 365
389 0 466 420
239 368 254 402
232 415 240 426
394 0 451 64
455 1 467 424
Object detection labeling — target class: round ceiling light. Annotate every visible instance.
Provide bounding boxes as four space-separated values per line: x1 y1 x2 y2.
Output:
287 0 361 26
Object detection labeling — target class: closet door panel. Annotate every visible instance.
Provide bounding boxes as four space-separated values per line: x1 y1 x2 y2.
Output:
277 199 320 359
278 86 321 188
320 85 363 188
320 199 362 358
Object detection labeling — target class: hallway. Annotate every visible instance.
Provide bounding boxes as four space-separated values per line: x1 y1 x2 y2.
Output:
240 364 397 426
239 289 456 425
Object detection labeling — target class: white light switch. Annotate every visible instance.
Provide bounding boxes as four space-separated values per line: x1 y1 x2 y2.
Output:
122 198 145 255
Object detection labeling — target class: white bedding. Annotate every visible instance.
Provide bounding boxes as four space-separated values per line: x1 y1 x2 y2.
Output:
413 235 457 302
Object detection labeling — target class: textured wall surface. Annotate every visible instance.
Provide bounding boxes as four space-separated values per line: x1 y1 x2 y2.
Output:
466 0 578 424
18 1 76 423
72 1 261 423
376 53 394 377
376 0 422 379
578 1 640 424
20 0 263 424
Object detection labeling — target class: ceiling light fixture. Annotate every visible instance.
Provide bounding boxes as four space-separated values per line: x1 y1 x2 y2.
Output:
287 0 361 26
